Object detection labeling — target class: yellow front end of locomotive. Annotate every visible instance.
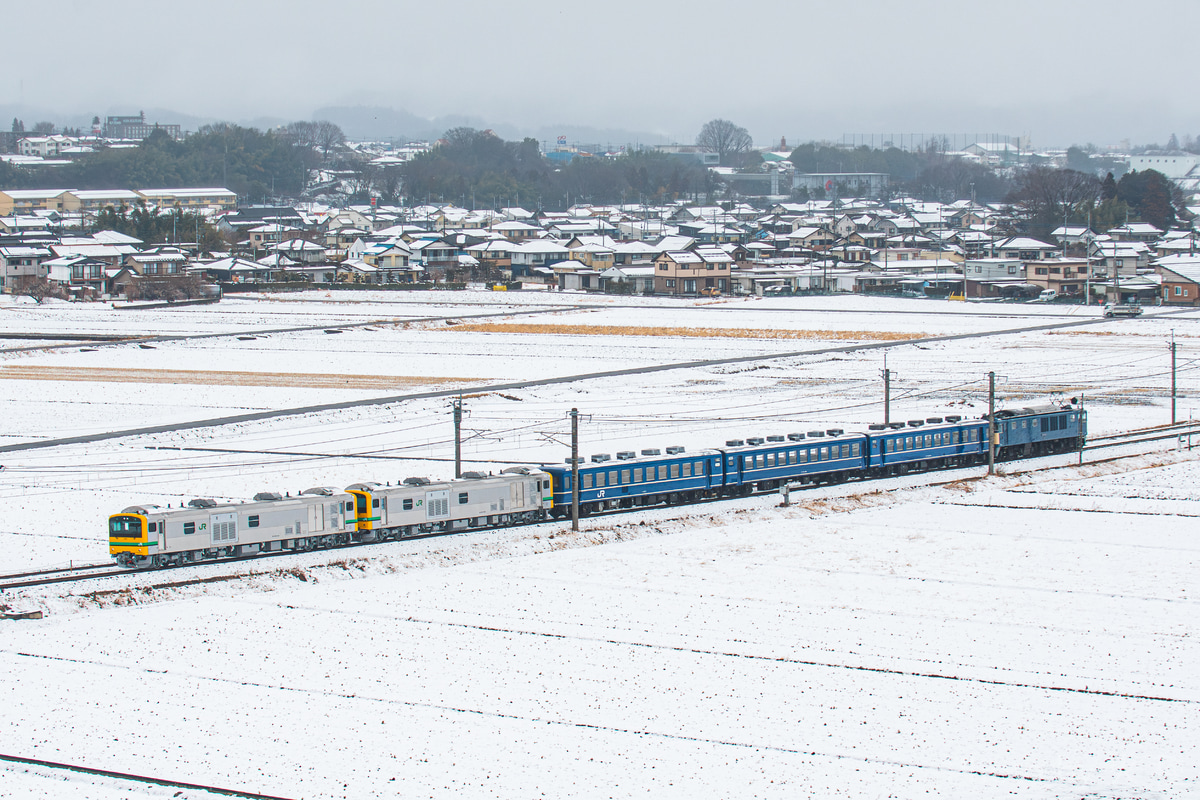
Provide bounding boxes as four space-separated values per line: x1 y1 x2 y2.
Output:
109 512 150 560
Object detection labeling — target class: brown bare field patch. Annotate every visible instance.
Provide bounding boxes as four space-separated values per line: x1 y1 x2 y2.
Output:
0 365 475 390
441 322 923 341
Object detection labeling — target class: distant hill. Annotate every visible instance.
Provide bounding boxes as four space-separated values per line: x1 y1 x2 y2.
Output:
312 104 668 148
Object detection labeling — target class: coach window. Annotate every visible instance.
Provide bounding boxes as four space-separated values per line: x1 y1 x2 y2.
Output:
851 443 860 457
609 471 617 485
765 453 774 467
670 464 680 478
682 462 692 477
820 446 829 460
248 515 260 528
595 472 605 487
183 522 195 535
621 469 631 483
904 436 912 450
582 474 593 489
402 498 413 511
925 435 932 448
458 492 469 504
656 465 666 480
633 468 643 482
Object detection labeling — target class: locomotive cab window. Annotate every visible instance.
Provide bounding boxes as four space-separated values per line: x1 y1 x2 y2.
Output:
110 518 142 538
147 522 157 533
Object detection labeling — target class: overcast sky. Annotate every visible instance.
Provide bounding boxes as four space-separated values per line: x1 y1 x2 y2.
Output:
4 0 1197 148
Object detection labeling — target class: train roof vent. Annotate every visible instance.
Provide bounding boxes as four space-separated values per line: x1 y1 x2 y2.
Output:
122 505 160 515
345 482 381 492
787 432 806 441
461 471 489 479
908 420 925 428
402 477 431 486
565 457 585 464
868 424 887 431
616 451 637 460
253 492 284 502
766 435 785 443
641 448 661 456
746 437 765 445
590 454 611 463
665 446 686 454
826 428 844 437
725 440 745 447
500 466 532 475
944 415 962 423
187 498 217 509
889 422 907 429
926 417 943 424
807 430 826 438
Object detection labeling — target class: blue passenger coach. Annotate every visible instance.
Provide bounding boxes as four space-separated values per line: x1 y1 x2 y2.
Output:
543 450 724 517
865 415 988 474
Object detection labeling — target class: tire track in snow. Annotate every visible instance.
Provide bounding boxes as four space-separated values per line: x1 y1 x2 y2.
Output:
5 650 1067 789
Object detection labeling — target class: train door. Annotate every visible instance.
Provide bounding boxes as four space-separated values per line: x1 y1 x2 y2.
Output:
511 481 526 509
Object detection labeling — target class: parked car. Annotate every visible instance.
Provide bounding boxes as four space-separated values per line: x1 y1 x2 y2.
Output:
1031 289 1058 303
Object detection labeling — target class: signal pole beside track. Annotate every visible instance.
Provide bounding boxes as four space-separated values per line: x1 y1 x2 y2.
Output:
570 408 580 531
987 371 996 475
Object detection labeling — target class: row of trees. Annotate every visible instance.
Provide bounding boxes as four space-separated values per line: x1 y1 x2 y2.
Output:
0 119 350 202
400 128 715 208
1007 167 1181 239
92 203 225 252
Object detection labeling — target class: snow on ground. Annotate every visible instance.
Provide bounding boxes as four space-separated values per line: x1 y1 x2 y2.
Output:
0 290 1198 798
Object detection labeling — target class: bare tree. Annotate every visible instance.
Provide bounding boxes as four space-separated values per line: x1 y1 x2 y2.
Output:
1007 167 1099 240
11 276 67 304
695 119 753 166
313 120 346 161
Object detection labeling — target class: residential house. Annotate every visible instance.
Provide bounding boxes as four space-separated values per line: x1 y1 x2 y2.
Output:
653 247 731 296
0 245 51 290
1154 255 1200 306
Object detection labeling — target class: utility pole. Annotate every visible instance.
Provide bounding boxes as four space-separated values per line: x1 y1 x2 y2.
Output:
882 356 891 425
570 408 580 532
452 396 463 478
1170 330 1178 425
987 371 996 475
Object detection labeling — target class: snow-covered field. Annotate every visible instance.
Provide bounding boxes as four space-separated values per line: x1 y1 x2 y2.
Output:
0 290 1197 798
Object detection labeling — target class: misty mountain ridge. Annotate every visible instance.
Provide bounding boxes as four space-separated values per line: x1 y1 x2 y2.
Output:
0 101 671 149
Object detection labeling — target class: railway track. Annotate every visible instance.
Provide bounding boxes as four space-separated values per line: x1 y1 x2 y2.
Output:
2 421 1195 596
